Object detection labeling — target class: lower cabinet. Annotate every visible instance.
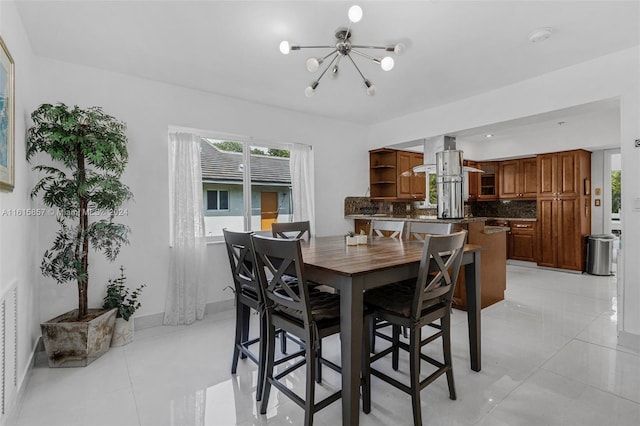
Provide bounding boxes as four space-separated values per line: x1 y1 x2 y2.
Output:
452 222 507 310
537 197 586 271
508 221 536 262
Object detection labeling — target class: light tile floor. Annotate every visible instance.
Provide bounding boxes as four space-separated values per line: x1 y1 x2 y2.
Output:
8 265 640 425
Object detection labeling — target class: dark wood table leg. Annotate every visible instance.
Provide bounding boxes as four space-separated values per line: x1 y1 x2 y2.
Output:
464 251 482 372
340 276 364 426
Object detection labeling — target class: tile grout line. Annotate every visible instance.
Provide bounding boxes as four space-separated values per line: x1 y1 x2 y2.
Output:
122 347 143 426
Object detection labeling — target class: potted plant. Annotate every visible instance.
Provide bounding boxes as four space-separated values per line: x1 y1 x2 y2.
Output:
27 103 133 367
346 231 357 246
103 266 145 346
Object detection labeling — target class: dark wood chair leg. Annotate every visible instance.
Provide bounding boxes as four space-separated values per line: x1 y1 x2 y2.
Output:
442 313 456 400
231 301 244 373
315 343 322 384
260 320 276 414
240 304 250 360
304 334 317 426
256 309 267 402
409 327 423 426
370 316 377 353
392 324 401 371
280 330 288 354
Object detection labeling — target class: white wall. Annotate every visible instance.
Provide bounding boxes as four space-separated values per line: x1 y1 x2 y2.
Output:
31 56 369 324
368 46 640 343
0 0 40 407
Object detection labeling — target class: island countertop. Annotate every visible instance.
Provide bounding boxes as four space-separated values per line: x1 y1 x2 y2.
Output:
345 214 487 224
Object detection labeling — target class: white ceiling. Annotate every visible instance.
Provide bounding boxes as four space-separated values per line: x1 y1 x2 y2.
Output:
16 0 640 126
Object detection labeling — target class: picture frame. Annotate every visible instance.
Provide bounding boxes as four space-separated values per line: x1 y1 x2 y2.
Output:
0 36 15 192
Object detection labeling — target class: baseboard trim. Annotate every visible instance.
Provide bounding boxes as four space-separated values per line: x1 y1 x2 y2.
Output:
134 298 235 330
619 330 640 352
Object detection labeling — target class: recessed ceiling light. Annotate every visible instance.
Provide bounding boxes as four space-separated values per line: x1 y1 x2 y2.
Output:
485 134 494 138
528 27 553 43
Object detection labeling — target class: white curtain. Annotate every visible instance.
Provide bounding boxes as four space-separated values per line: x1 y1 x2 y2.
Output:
165 132 206 325
290 143 316 235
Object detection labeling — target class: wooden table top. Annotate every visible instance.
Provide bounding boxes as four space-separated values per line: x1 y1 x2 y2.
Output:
300 235 482 277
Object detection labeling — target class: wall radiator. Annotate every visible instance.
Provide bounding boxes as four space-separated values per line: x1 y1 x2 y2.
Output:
1 284 17 418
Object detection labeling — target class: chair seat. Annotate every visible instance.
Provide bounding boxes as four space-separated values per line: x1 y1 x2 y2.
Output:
365 281 443 318
276 290 341 321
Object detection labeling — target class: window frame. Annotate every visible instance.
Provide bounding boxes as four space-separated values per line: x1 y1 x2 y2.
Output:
205 189 230 212
203 136 293 243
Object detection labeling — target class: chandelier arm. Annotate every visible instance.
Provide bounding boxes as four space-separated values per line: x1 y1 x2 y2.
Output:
295 45 336 50
351 45 395 51
345 53 368 82
320 49 339 61
316 53 340 83
351 49 380 64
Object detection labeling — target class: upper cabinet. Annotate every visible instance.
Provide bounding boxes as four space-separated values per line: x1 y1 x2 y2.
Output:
499 157 537 199
370 148 425 200
538 150 586 198
397 150 426 199
464 160 479 201
477 162 500 200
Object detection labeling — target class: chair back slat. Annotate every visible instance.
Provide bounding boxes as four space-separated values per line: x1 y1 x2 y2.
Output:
252 235 313 324
406 221 454 240
412 230 467 320
271 221 311 240
370 220 405 239
223 229 261 301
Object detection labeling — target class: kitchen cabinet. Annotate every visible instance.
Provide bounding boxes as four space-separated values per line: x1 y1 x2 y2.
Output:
538 150 583 198
369 148 398 200
499 157 537 199
536 149 591 271
397 151 426 199
369 148 424 200
477 162 499 200
464 160 479 201
508 221 536 261
452 221 507 310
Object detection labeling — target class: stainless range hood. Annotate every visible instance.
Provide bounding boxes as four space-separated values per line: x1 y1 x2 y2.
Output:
412 136 483 220
436 149 465 219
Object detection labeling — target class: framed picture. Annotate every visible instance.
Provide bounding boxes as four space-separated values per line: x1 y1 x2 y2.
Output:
0 36 15 192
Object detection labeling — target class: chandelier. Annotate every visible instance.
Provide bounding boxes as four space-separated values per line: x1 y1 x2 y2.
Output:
279 5 405 97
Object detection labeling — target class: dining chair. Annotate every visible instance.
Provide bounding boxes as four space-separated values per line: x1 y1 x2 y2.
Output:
252 235 343 426
369 219 405 239
406 221 454 240
362 230 467 426
271 220 311 239
223 229 304 402
270 220 316 357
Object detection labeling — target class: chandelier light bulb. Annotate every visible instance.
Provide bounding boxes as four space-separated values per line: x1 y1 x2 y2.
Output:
348 5 363 23
306 57 320 72
380 56 394 71
305 81 319 97
330 65 339 79
279 41 291 55
364 80 376 96
394 43 406 55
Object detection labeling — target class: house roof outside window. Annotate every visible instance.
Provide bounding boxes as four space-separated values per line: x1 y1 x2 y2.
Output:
200 140 291 185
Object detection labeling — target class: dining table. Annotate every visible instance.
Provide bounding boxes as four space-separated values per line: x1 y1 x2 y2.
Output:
299 235 483 426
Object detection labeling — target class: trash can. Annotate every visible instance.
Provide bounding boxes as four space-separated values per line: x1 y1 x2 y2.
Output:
587 234 615 276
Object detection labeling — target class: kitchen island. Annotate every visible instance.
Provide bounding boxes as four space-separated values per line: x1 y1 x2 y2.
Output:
346 214 508 309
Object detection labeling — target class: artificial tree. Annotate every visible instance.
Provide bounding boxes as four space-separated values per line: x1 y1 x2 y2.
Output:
27 103 132 320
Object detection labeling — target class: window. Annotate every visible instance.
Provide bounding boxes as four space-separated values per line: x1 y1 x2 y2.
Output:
200 138 293 238
206 190 229 211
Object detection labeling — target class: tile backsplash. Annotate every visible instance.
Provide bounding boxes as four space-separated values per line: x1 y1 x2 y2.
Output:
469 200 537 218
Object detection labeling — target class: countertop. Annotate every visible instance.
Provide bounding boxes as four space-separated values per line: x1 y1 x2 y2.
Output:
487 217 537 222
345 214 487 224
